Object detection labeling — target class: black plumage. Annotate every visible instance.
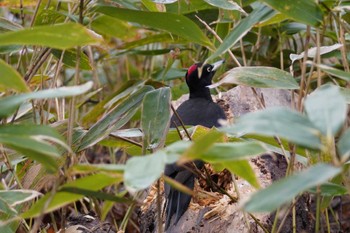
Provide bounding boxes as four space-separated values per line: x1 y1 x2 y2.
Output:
164 60 226 230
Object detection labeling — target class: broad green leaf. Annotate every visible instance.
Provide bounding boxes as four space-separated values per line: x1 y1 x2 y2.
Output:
203 0 246 14
118 33 185 50
182 129 225 161
0 17 22 32
91 15 134 39
0 23 102 49
124 151 166 192
309 183 347 196
304 85 347 136
0 190 41 206
224 160 260 188
0 59 28 92
244 164 341 212
82 80 142 127
290 44 342 63
22 173 121 218
340 87 350 104
70 164 125 175
261 0 323 26
78 85 154 151
111 128 143 138
210 66 298 89
221 107 323 150
207 4 275 61
200 142 266 162
141 87 171 150
0 81 93 118
257 13 289 27
94 5 212 48
337 128 350 161
51 49 92 70
314 63 350 82
0 124 67 172
59 187 131 203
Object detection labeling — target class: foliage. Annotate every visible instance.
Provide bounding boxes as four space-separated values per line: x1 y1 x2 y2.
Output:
0 0 349 232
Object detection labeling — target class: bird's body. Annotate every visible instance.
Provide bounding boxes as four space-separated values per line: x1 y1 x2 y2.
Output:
164 60 226 230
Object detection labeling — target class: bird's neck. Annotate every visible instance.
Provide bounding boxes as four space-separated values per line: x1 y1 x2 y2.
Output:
189 86 213 101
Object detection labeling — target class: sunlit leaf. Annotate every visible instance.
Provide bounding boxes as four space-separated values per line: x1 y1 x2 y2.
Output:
210 66 298 89
304 85 347 136
200 142 266 162
0 59 28 92
244 164 341 212
225 160 260 188
0 23 102 49
181 129 225 162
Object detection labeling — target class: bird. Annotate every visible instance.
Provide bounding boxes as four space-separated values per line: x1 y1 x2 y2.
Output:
164 60 227 230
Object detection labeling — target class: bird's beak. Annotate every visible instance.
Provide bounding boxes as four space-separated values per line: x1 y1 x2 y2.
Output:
211 59 225 71
198 59 225 78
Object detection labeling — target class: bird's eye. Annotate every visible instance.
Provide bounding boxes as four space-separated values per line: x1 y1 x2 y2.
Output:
207 67 211 72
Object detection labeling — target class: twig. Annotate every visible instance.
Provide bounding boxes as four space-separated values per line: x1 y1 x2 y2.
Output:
195 15 241 67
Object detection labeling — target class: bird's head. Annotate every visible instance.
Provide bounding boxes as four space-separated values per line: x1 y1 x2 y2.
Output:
185 60 224 89
185 60 224 99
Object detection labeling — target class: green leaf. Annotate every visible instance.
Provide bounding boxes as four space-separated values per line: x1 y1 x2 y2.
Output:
91 15 134 39
261 0 323 26
0 124 67 172
0 23 102 49
203 0 246 14
304 85 347 136
222 107 323 150
22 173 121 218
290 44 342 63
94 5 212 48
209 66 298 89
0 190 41 206
82 80 142 127
315 63 350 82
309 183 347 196
225 160 260 188
337 128 350 161
201 142 266 162
182 129 225 161
119 33 185 50
124 151 166 192
59 187 131 203
141 87 171 150
51 49 92 70
78 85 154 151
244 164 341 212
207 4 275 61
0 81 93 118
0 59 29 92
